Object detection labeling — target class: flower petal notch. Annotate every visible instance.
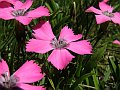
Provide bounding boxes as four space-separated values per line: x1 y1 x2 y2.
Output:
85 1 120 24
0 0 50 25
103 0 108 3
26 21 92 70
0 59 45 90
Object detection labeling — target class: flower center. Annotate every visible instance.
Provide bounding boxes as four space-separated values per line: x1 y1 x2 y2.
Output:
102 11 114 17
50 38 68 49
11 9 25 17
0 72 19 89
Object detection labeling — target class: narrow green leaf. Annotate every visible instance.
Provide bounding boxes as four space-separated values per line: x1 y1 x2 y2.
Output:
71 72 94 89
48 78 56 90
92 69 100 90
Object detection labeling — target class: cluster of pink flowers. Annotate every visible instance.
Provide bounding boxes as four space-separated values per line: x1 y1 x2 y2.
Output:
2 0 120 89
0 0 92 69
0 0 92 89
0 0 49 90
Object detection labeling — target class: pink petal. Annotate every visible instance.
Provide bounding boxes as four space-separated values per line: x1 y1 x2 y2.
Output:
48 49 75 70
85 6 102 14
0 1 11 8
103 0 108 2
13 60 45 83
18 84 46 90
20 0 33 11
15 16 32 25
26 39 53 54
113 40 120 45
27 6 50 18
95 15 111 24
33 21 55 40
0 59 10 76
0 7 14 20
13 1 23 9
111 12 120 24
99 2 113 12
67 40 92 55
59 26 82 43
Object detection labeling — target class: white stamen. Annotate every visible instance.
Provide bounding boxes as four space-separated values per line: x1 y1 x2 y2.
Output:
11 9 25 17
50 38 68 49
102 11 114 17
0 72 19 89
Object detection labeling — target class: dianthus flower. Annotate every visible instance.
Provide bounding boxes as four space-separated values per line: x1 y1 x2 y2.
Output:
0 0 49 25
26 21 92 70
0 59 45 90
86 1 120 24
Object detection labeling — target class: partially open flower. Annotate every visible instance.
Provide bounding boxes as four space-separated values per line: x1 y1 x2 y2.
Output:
86 1 120 24
0 59 45 90
0 0 50 25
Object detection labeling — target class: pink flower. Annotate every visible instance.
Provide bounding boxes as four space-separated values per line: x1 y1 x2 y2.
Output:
113 40 120 45
0 0 50 25
86 2 120 24
26 21 92 70
0 59 45 90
